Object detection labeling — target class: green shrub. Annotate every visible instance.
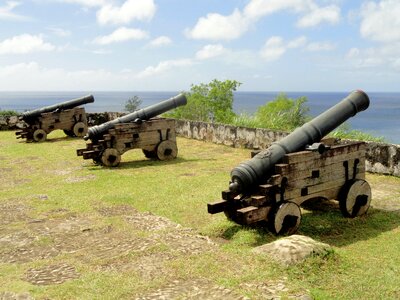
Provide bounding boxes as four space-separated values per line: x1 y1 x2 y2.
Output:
254 93 310 131
0 110 18 117
165 79 241 124
330 123 386 142
124 96 142 113
232 93 310 131
232 113 264 129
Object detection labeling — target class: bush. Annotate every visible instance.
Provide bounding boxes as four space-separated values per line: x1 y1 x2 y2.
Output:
231 93 310 131
166 79 241 123
124 96 142 113
0 110 18 117
254 93 310 131
330 123 386 142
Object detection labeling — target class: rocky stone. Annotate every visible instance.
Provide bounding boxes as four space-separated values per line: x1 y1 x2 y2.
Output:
252 235 333 266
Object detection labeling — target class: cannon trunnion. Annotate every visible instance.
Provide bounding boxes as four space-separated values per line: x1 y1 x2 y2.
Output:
16 95 94 142
208 139 371 235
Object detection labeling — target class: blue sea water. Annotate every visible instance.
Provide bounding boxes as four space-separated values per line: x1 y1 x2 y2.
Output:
0 91 399 144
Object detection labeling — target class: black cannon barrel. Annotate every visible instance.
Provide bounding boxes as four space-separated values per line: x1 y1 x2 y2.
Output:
229 90 370 193
21 95 95 121
84 93 187 140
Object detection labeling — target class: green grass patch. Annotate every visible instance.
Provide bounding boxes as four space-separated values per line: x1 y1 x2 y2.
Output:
0 130 399 299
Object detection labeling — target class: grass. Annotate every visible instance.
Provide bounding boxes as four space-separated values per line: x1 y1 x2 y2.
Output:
0 110 18 117
0 130 400 299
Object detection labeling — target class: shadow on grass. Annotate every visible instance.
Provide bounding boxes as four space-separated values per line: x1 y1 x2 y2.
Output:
16 136 79 143
84 156 217 171
219 200 400 248
297 207 400 247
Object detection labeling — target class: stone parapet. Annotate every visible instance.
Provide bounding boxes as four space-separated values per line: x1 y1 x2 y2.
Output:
1 114 398 177
174 119 400 177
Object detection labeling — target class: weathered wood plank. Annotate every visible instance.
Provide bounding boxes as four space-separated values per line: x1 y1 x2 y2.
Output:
283 142 365 164
237 206 270 224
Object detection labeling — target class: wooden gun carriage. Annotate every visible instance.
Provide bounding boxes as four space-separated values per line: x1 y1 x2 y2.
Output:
77 94 187 167
208 90 372 235
77 118 178 167
208 139 371 235
16 95 94 142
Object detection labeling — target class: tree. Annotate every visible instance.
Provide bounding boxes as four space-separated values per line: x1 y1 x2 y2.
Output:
255 93 310 131
124 96 142 113
166 79 241 123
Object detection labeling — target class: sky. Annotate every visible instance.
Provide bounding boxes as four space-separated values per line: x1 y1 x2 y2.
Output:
0 0 399 92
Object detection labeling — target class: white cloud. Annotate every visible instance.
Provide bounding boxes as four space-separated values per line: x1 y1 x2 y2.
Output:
346 47 360 59
296 5 340 28
0 1 30 21
260 35 334 61
243 0 311 20
260 36 286 62
147 36 172 48
345 43 400 70
48 27 71 37
186 0 341 41
306 41 335 51
0 60 194 90
0 61 121 90
185 9 250 41
136 59 193 78
0 34 55 55
360 0 400 43
93 27 148 45
287 36 307 48
97 0 156 25
57 0 108 7
195 44 227 60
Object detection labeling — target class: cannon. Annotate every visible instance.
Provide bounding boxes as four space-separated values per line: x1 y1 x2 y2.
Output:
16 95 94 142
208 90 372 235
77 93 187 167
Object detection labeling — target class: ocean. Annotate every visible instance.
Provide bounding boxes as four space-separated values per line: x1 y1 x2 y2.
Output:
0 91 399 144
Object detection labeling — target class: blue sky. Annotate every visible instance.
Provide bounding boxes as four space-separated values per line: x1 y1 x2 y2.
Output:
0 0 399 91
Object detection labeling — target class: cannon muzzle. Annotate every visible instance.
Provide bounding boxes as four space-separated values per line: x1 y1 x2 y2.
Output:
230 90 370 193
20 95 95 121
84 93 187 140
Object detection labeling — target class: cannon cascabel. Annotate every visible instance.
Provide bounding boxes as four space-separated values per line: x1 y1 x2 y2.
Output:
229 90 370 193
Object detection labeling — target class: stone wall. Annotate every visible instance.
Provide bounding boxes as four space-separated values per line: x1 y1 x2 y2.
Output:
1 113 399 177
174 119 400 177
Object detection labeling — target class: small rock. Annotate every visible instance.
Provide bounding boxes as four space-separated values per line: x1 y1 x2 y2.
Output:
252 235 333 266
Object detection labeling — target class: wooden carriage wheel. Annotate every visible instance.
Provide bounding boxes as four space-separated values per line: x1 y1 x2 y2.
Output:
156 140 177 161
63 129 75 137
33 129 47 142
73 122 88 137
339 179 371 218
270 202 302 235
101 148 121 167
142 149 157 159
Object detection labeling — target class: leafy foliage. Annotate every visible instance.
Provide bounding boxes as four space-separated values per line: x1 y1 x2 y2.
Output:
255 93 310 131
124 96 142 113
330 123 386 142
0 110 18 117
166 79 241 123
232 93 310 131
